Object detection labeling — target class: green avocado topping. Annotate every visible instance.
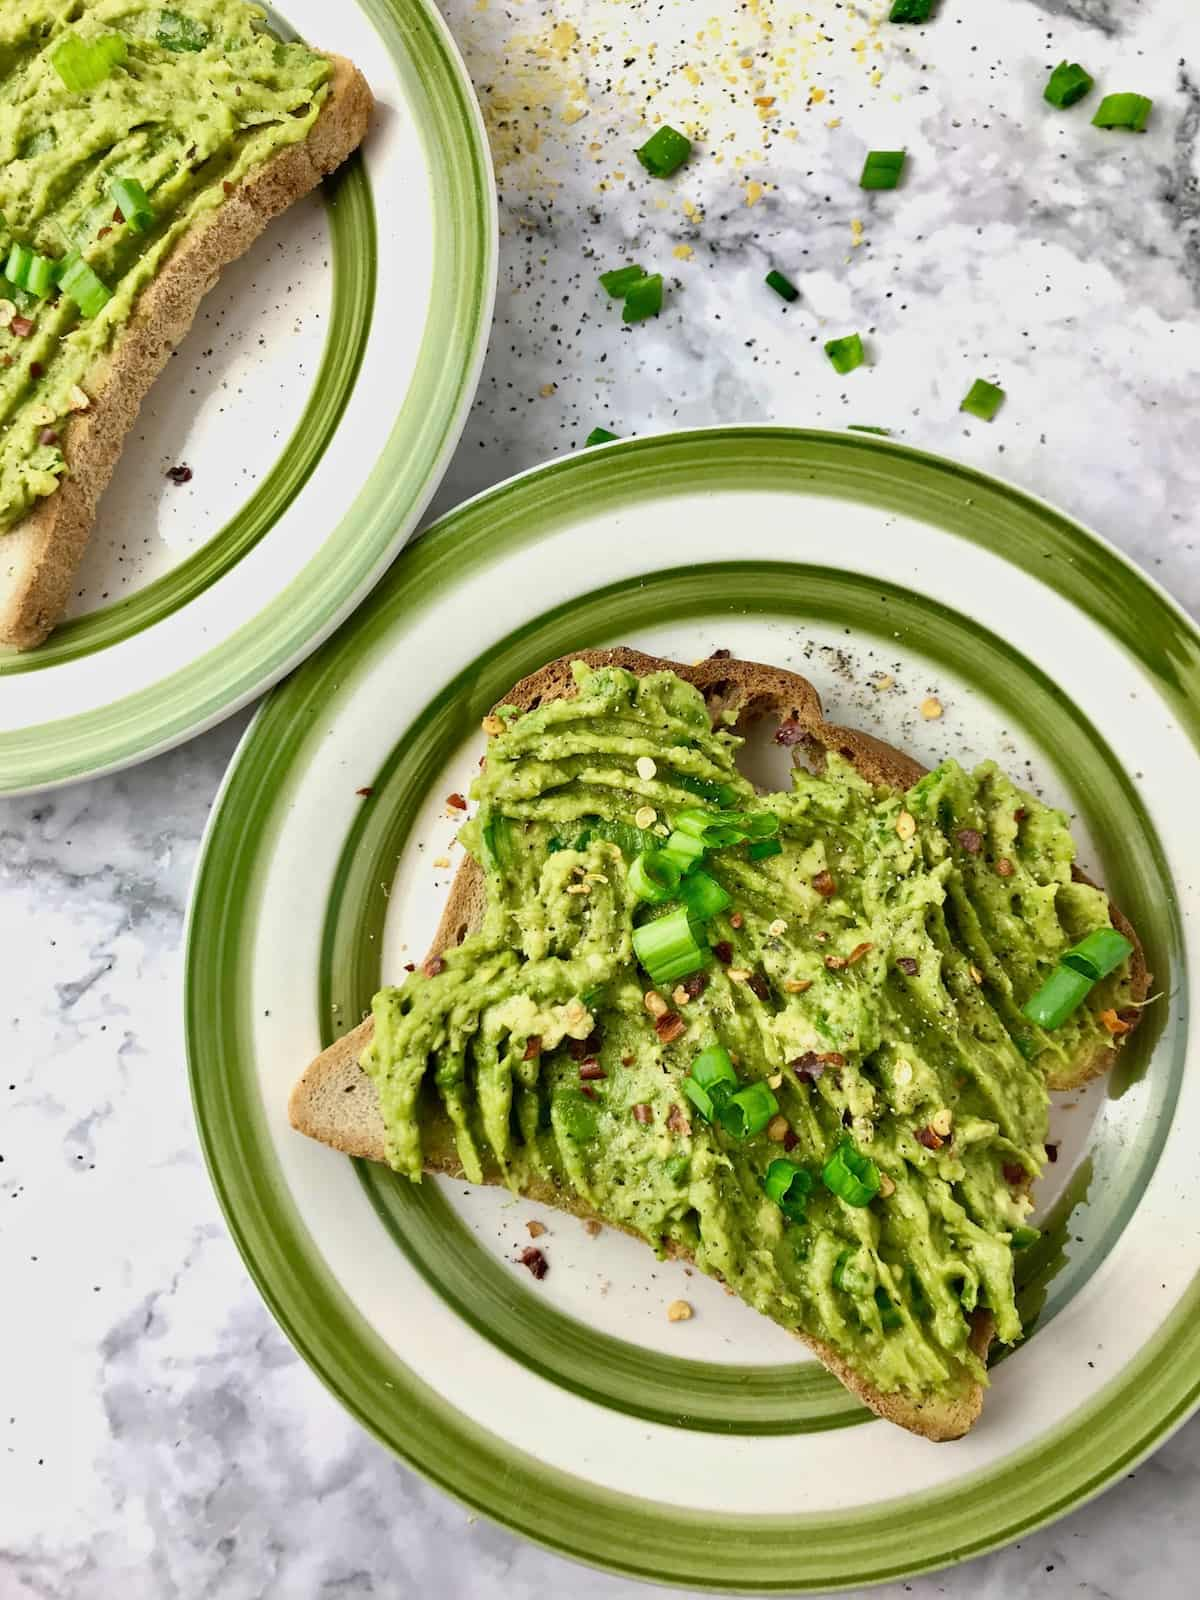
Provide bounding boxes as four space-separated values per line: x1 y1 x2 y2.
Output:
0 1 331 532
362 664 1138 1399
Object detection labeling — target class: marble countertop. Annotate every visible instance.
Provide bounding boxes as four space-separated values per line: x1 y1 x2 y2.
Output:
4 1 1200 1595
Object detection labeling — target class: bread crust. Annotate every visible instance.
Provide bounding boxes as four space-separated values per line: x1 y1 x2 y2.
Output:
0 53 374 650
288 646 1150 1440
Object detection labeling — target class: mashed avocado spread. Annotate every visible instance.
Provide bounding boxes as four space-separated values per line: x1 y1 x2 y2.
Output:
0 1 330 531
364 664 1137 1397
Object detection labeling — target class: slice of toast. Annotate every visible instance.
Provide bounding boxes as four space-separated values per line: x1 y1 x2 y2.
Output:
0 53 373 650
290 647 1150 1440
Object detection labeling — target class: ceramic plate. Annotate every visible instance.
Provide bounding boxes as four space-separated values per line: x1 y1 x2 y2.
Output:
186 429 1199 1592
0 0 495 797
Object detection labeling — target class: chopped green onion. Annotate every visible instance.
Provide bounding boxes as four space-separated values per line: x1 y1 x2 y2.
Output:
633 905 706 985
764 1159 813 1222
825 334 865 375
25 254 56 298
1044 61 1094 109
157 9 211 51
747 837 782 862
599 264 645 298
110 177 154 232
50 31 128 92
57 250 112 318
889 0 934 19
677 870 732 920
875 1287 903 1330
674 808 721 842
682 1077 715 1121
584 427 619 446
622 273 663 324
1021 963 1094 1029
742 811 779 840
4 244 32 291
661 829 707 874
860 150 906 190
847 424 892 436
689 1044 738 1095
635 124 692 178
1061 927 1134 980
1092 92 1152 132
1010 1226 1041 1250
822 1139 881 1206
717 1081 779 1140
960 377 1005 421
628 849 682 904
675 807 778 847
765 269 799 303
674 774 738 806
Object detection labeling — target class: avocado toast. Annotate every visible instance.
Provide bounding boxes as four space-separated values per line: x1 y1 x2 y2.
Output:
0 0 372 648
290 648 1148 1441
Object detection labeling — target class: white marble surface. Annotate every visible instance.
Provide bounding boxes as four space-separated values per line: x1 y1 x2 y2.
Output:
3 0 1200 1594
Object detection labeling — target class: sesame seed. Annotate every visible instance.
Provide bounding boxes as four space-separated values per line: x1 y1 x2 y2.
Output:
635 805 657 829
636 756 657 781
920 697 944 721
768 918 788 937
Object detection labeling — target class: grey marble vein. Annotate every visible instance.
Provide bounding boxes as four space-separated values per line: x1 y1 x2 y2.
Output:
3 1 1200 1596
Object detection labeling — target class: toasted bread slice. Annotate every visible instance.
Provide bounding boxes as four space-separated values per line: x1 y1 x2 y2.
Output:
289 647 1150 1440
0 54 373 650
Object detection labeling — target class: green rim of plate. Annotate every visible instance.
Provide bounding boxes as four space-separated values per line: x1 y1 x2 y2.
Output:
0 157 374 677
320 559 1174 1439
0 0 495 793
187 429 1200 1592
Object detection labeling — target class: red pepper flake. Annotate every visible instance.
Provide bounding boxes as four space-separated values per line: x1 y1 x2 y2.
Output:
655 1011 686 1044
580 1083 597 1100
824 953 848 971
113 206 125 224
166 464 193 485
812 870 837 897
518 1246 548 1279
791 1052 826 1081
1014 807 1027 822
403 962 415 972
666 1103 690 1134
783 1128 798 1151
996 858 1014 878
682 971 709 999
916 1126 945 1151
710 647 732 659
355 786 374 797
447 792 468 810
730 912 744 930
29 361 43 379
633 1103 653 1124
10 316 34 339
1098 1007 1132 1036
1003 1161 1026 1185
747 972 770 1002
896 956 919 976
579 1061 607 1080
38 427 58 447
1046 1143 1059 1163
422 955 444 978
712 941 733 965
621 1053 635 1067
223 181 235 196
774 719 806 746
956 828 983 855
523 1036 542 1060
821 1051 846 1067
98 226 112 240
568 1030 602 1061
847 942 874 965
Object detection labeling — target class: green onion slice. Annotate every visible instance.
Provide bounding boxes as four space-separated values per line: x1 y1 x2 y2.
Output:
860 150 906 190
25 254 56 298
629 849 682 904
50 31 128 93
822 1138 881 1206
660 829 707 874
599 264 645 298
633 906 706 985
682 1077 714 1121
747 837 783 862
717 1081 779 1140
110 177 154 231
1021 963 1094 1029
674 774 738 806
677 869 732 920
764 1159 813 1221
584 427 619 446
635 124 692 178
824 334 865 375
1092 92 1152 132
157 9 211 51
1060 927 1134 981
1044 61 1094 109
57 250 112 318
765 269 799 302
960 377 1005 421
889 0 934 19
622 273 664 324
690 1044 738 1095
1010 1226 1041 1250
4 243 32 291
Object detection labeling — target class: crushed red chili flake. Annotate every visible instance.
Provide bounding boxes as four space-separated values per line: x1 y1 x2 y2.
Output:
896 956 919 976
996 858 1014 878
774 719 806 746
824 953 848 970
1046 1143 1059 1163
791 1052 826 1081
29 361 43 379
821 1051 846 1067
166 464 193 484
782 1128 798 1152
523 1036 542 1060
98 226 112 240
633 1103 653 1124
10 316 34 338
956 828 983 854
712 941 733 965
38 427 58 446
655 1011 686 1043
747 972 770 1002
621 1053 635 1067
1098 1007 1132 1036
518 1246 548 1279
812 869 837 897
682 971 709 999
1003 1161 1026 1185
568 1030 602 1061
403 962 415 972
666 1103 690 1134
1014 807 1027 821
730 912 744 930
579 1061 607 1080
446 792 468 810
916 1125 945 1151
580 1083 598 1100
847 942 873 965
422 955 444 978
355 786 374 797
223 180 235 196
113 206 125 224
710 647 732 659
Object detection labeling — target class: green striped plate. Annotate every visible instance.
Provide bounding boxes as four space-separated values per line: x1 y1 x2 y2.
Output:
0 0 495 796
186 428 1199 1591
